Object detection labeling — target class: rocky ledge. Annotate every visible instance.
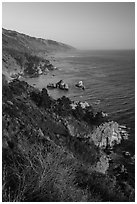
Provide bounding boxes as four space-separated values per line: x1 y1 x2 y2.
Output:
2 79 134 202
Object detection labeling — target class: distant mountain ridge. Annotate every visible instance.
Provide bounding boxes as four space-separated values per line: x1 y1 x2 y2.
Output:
2 28 76 79
2 28 76 54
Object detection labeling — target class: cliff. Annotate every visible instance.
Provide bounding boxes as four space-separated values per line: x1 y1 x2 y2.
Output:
2 28 76 79
2 28 75 55
2 79 135 202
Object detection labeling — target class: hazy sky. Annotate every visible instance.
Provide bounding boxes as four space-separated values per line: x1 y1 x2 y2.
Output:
2 2 135 50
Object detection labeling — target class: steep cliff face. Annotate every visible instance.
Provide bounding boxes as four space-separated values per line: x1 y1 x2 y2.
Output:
2 79 134 202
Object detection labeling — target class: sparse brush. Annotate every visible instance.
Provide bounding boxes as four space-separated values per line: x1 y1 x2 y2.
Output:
2 139 90 202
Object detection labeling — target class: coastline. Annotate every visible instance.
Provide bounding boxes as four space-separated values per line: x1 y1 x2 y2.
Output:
2 77 135 201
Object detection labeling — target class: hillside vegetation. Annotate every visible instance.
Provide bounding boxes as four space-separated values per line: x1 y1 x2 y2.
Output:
2 28 75 79
2 79 134 202
2 28 134 202
3 28 75 54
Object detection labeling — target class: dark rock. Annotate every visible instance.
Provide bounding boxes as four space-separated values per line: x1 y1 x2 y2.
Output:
56 80 69 90
93 111 109 125
47 83 57 89
47 80 69 91
122 151 131 158
47 63 54 70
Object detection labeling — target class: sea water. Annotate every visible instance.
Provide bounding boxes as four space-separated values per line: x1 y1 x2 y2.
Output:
25 50 135 157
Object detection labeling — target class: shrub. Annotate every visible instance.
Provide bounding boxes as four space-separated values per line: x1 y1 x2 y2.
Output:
55 96 72 116
2 139 89 202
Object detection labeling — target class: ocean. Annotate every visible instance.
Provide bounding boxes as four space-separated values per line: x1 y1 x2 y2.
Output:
25 50 135 156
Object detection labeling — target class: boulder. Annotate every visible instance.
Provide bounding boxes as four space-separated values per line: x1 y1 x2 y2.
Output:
47 83 57 89
47 63 54 70
122 151 131 158
56 80 69 90
90 121 122 149
75 81 85 90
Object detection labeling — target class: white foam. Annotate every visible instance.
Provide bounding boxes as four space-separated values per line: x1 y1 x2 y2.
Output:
119 125 129 140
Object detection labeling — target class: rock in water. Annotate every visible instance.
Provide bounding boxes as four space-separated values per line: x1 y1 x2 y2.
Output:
47 83 57 89
56 80 69 90
75 81 85 90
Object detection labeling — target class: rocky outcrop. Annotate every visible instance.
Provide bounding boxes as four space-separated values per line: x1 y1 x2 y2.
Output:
91 122 122 149
23 56 52 77
75 81 85 90
56 80 69 90
47 80 69 91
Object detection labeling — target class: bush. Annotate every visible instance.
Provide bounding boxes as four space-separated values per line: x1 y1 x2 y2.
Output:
30 91 42 106
2 139 88 202
55 96 72 116
75 169 132 202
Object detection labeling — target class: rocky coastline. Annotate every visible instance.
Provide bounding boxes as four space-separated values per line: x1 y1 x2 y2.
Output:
2 78 135 202
3 50 57 80
2 28 134 201
2 28 75 82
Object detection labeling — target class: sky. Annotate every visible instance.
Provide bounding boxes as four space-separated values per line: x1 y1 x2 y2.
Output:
2 2 135 50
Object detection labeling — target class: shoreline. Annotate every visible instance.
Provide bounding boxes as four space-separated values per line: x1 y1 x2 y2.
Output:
2 26 135 202
2 78 135 201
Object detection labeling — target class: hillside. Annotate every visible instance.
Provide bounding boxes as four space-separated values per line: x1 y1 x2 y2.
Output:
2 79 135 202
2 28 76 80
2 28 75 54
2 28 135 202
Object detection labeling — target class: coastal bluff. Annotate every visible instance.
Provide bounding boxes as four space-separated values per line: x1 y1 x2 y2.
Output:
2 78 134 202
2 28 76 80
